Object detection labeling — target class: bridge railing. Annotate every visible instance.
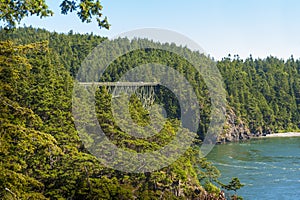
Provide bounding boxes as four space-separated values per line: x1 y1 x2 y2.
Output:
78 82 159 87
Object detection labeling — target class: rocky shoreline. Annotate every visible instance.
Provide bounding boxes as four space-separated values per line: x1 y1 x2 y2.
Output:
216 108 300 144
217 131 300 144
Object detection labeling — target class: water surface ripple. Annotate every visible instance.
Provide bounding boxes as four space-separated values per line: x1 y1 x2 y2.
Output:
206 137 300 199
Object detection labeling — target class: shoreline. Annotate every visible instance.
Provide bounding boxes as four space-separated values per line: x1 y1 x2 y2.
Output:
262 132 300 138
217 132 300 144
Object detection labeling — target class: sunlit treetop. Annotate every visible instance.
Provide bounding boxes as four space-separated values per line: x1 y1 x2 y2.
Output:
0 0 110 30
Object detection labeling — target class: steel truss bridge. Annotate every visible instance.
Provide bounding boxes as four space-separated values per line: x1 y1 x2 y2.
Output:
78 82 159 107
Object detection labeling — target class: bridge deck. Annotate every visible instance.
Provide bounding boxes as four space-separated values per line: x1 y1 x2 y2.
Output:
78 82 159 87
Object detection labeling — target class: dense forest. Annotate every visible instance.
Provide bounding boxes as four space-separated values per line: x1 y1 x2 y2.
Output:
1 27 299 199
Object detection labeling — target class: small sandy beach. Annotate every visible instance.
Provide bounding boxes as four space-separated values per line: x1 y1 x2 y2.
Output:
264 132 300 138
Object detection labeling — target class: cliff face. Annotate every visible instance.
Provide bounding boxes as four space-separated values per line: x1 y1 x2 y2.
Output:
217 109 252 144
217 108 275 144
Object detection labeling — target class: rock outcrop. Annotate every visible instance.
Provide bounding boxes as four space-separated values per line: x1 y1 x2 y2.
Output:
217 108 251 144
216 108 275 143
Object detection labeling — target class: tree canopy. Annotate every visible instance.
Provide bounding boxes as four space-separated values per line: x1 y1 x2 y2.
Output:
1 26 299 199
0 0 110 29
0 27 224 199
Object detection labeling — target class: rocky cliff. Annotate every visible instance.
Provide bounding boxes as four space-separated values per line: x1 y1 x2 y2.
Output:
217 109 253 144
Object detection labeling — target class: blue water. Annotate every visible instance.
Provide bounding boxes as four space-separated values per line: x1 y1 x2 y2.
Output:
206 137 300 199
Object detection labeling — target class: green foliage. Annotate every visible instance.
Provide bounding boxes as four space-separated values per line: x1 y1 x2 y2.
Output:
0 0 53 29
0 27 106 77
3 27 299 199
0 34 211 199
2 27 299 138
0 0 109 30
0 40 58 199
60 0 110 29
222 177 244 194
196 158 221 183
204 181 220 195
218 56 300 134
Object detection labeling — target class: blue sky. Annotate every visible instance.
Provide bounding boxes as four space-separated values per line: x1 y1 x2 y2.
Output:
20 0 300 60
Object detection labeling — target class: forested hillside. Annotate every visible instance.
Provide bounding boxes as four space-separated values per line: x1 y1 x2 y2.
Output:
2 27 298 139
218 55 300 141
0 27 229 199
1 27 299 199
